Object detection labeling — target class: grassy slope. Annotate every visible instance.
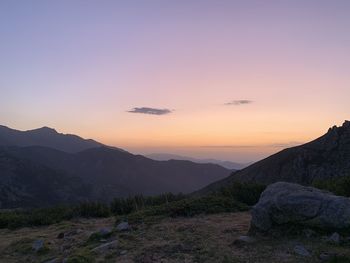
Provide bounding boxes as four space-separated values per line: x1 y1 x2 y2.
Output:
1 212 350 263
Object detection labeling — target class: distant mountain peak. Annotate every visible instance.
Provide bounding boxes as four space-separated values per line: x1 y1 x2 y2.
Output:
0 124 103 153
28 126 58 134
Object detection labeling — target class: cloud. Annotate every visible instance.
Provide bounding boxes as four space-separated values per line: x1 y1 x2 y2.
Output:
224 100 253 106
127 107 173 115
269 141 303 148
200 141 304 149
200 145 257 149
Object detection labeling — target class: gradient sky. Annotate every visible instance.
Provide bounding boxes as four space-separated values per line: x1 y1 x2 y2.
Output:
1 0 349 162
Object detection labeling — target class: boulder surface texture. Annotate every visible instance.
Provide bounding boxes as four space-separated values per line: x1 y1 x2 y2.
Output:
251 182 350 232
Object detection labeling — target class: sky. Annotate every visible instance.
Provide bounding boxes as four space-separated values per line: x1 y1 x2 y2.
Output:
1 0 349 163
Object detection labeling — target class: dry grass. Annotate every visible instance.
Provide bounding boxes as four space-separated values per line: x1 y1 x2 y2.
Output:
0 211 349 263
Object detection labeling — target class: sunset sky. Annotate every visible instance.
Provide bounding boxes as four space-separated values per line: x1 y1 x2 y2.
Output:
1 0 349 162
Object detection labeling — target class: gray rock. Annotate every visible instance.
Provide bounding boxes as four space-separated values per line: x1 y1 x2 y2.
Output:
32 239 44 252
116 222 130 231
251 182 350 232
328 232 341 244
294 245 311 257
91 240 118 253
98 227 113 236
43 258 59 263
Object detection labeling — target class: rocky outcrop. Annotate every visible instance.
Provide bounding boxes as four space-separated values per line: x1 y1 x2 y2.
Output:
198 120 350 194
251 182 350 232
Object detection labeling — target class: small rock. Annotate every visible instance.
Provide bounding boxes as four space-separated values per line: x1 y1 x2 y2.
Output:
99 227 113 236
293 245 311 257
91 240 118 253
32 239 45 252
116 222 130 231
57 232 65 239
328 232 341 244
120 250 128 255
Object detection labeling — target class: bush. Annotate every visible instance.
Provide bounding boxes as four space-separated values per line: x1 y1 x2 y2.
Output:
313 176 350 197
110 193 185 215
220 182 266 206
78 202 111 218
124 194 248 224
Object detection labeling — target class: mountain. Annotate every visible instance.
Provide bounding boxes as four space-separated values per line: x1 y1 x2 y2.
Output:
198 120 350 194
0 125 231 208
0 125 103 153
146 153 248 170
3 146 230 199
0 149 92 208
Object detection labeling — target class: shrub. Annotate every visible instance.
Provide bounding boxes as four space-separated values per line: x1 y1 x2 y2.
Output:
110 193 185 215
124 194 248 224
220 182 266 206
313 176 350 197
78 202 111 218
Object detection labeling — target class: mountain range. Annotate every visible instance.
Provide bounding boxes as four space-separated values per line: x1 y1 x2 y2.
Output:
198 120 350 194
1 121 349 208
146 153 248 170
0 125 230 208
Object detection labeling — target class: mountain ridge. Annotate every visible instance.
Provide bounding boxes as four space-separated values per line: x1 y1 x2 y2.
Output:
146 153 248 170
197 120 350 194
0 124 232 208
0 125 103 153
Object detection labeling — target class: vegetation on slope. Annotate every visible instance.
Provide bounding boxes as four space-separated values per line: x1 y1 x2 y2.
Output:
313 175 350 197
0 182 266 229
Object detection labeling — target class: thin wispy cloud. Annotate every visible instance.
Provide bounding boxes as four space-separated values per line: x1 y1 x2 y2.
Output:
201 141 303 149
224 100 253 106
127 107 173 115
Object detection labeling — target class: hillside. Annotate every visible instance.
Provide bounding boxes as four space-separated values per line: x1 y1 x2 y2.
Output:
198 120 350 194
0 125 103 153
0 150 92 208
2 146 230 200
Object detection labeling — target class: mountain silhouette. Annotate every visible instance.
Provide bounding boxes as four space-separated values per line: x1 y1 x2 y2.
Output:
0 125 231 208
0 125 103 153
146 153 248 170
198 120 350 194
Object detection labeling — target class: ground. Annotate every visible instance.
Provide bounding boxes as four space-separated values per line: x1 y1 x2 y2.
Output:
0 211 349 263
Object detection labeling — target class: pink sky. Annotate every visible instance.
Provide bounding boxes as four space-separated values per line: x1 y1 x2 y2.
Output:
1 1 349 162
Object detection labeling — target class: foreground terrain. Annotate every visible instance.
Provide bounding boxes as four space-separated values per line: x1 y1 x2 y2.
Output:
0 211 349 263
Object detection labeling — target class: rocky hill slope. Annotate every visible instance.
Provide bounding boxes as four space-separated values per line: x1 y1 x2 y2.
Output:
199 121 350 194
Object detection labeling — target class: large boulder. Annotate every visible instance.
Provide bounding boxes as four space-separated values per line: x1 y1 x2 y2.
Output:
251 182 350 232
